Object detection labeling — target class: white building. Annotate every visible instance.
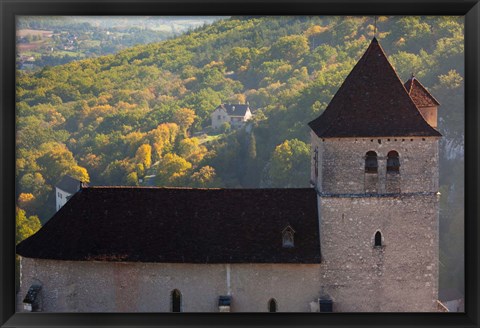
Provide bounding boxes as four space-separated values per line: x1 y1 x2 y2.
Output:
55 176 82 211
211 103 253 130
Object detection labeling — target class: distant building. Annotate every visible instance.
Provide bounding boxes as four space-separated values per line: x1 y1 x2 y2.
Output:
55 176 82 211
210 103 252 130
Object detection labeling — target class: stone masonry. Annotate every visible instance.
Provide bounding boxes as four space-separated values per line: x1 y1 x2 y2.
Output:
311 135 440 311
18 258 322 312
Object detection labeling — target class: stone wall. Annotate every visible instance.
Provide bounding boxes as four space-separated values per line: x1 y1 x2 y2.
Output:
18 259 322 312
318 194 439 312
211 108 229 130
312 137 439 194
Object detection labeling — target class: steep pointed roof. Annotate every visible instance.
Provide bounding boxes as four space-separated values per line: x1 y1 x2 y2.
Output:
308 38 441 138
404 75 441 107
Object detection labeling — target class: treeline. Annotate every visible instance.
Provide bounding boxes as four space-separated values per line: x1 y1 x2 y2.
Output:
16 16 464 294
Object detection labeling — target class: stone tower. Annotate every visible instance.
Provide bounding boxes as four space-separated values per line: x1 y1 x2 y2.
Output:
308 38 441 311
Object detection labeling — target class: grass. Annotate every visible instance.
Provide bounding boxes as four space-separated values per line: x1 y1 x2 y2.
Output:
197 134 224 145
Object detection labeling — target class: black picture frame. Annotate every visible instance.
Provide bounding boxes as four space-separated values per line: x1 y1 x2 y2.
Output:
1 1 478 327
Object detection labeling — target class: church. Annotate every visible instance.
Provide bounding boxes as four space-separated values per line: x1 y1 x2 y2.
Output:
16 37 442 312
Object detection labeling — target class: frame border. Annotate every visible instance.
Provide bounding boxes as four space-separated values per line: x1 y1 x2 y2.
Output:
1 1 478 327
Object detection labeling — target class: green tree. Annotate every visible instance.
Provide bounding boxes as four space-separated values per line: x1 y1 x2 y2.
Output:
224 47 251 72
36 142 77 184
268 139 310 187
269 35 309 63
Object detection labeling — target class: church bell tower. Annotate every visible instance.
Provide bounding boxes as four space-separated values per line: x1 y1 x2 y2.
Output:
308 38 441 312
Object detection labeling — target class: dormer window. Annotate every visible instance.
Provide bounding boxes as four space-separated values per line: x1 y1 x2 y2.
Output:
282 225 295 248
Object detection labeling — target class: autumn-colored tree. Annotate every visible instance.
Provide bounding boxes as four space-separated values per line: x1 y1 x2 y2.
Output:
36 142 78 184
147 123 179 159
123 131 147 155
18 172 46 196
155 153 192 186
69 165 90 183
126 171 139 186
190 166 219 188
173 107 196 137
227 93 247 104
17 193 35 213
178 138 207 165
304 25 329 50
15 207 42 291
16 207 41 245
134 144 152 170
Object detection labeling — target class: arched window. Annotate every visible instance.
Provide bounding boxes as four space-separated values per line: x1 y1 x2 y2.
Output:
365 151 378 173
374 231 382 247
171 289 182 312
282 226 295 248
387 151 400 172
268 298 277 312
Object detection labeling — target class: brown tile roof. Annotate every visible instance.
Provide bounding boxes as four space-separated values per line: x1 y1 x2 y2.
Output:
308 38 441 138
404 76 441 107
16 187 321 264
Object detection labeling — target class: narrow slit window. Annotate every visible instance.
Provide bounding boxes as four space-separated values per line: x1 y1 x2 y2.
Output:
374 231 382 247
268 299 277 312
171 289 181 312
365 151 378 173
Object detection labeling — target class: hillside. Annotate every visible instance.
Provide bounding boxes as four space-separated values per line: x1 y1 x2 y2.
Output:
16 16 464 297
16 16 224 69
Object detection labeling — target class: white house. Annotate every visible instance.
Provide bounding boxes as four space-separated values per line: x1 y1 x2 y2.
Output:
211 103 253 130
55 175 82 211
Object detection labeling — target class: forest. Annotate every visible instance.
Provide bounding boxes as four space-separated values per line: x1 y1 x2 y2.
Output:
15 16 464 297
